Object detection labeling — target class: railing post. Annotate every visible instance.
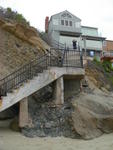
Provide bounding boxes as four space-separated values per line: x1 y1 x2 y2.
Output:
49 48 51 66
46 55 48 69
67 49 68 66
80 54 83 68
29 62 32 79
4 81 7 96
65 43 66 50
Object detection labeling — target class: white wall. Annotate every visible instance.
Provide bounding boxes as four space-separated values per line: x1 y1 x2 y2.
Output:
59 35 80 48
82 27 98 37
82 39 103 50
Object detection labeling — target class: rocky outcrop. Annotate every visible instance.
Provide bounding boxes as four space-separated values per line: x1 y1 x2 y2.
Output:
21 79 113 140
22 98 79 138
0 19 50 51
21 84 80 138
72 92 113 139
86 60 113 91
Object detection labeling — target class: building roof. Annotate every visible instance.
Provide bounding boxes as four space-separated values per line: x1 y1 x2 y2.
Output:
82 26 98 30
50 10 81 21
82 35 106 41
106 40 113 42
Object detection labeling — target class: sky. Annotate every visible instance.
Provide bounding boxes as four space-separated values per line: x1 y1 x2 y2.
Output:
0 0 113 40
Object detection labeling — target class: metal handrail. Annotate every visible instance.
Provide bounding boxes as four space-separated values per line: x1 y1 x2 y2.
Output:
0 54 45 82
0 48 83 96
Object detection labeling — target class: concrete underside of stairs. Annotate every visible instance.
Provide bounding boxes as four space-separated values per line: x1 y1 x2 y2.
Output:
0 67 84 112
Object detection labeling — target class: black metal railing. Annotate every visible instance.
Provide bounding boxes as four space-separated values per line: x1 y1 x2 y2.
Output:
50 48 83 67
0 54 49 96
0 48 83 97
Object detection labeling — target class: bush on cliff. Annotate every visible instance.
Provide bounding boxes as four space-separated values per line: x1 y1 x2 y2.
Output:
0 7 29 25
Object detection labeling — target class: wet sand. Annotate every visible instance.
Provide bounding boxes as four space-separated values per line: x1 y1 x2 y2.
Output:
0 128 113 150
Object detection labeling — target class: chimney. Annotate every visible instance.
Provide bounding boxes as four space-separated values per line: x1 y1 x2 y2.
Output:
45 16 49 33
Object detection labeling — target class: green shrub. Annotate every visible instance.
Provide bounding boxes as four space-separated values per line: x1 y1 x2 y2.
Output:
0 7 29 25
7 7 12 13
102 60 113 72
93 56 101 65
16 14 29 25
109 76 113 84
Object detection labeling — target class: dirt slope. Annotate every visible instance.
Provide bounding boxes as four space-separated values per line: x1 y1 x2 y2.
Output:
85 60 113 91
0 19 50 79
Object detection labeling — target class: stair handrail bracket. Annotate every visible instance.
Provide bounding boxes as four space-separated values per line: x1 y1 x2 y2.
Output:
0 48 83 97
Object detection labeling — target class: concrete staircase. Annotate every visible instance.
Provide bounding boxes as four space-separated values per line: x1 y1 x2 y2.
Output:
0 67 84 112
0 49 84 112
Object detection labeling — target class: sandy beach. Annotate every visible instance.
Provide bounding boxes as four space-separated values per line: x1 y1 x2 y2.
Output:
0 127 113 150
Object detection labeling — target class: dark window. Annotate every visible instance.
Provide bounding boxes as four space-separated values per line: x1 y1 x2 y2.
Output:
61 20 64 25
62 13 66 17
65 20 68 26
103 41 107 47
69 21 72 26
67 13 72 18
61 13 72 18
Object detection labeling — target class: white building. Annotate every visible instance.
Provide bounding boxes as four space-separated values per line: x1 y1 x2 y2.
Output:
45 10 106 56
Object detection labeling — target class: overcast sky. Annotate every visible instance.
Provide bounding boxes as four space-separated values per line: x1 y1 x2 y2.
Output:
0 0 113 40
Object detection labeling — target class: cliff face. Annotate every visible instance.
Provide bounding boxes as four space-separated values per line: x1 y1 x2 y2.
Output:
85 60 113 91
0 19 50 79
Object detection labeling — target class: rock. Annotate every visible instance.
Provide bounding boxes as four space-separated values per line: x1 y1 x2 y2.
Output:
0 19 5 26
45 122 52 128
72 105 103 140
0 18 49 52
98 118 113 133
86 60 113 91
22 97 77 138
2 22 16 34
100 87 109 93
10 117 20 132
32 85 53 103
72 92 113 140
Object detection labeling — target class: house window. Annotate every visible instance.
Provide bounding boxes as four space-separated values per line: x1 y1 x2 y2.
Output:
61 13 72 18
103 41 107 47
62 13 66 18
69 21 72 26
65 20 68 26
61 20 72 26
61 20 64 25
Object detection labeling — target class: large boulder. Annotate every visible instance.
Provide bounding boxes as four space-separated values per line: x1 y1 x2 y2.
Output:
72 92 113 139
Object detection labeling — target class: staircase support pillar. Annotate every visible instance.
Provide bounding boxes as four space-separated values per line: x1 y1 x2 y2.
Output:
54 76 64 105
19 97 29 128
